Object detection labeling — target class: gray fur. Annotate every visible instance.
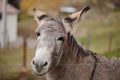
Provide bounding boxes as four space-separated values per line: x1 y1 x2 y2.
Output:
31 7 120 80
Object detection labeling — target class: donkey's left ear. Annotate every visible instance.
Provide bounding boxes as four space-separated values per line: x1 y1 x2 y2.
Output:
62 6 90 33
33 8 48 24
64 6 90 23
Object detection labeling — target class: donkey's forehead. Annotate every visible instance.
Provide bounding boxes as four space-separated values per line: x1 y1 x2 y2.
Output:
37 19 65 35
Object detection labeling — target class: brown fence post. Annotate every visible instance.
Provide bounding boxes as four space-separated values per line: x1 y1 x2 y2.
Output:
22 35 27 73
108 32 112 52
85 32 91 50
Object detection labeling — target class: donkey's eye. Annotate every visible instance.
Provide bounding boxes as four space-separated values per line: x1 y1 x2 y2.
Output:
58 37 64 41
36 32 40 37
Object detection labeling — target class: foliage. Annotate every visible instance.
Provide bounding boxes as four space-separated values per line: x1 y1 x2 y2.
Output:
19 14 29 21
19 0 63 13
8 0 20 9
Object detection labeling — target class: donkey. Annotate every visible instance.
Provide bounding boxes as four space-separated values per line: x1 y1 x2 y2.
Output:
31 6 120 80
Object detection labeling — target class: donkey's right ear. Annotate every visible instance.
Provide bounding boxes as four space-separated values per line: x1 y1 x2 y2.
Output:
33 8 48 24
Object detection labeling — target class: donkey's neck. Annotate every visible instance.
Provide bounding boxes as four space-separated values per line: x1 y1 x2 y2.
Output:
46 33 90 80
59 33 88 64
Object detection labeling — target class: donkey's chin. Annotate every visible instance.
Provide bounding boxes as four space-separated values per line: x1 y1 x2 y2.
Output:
34 71 47 76
32 66 49 76
33 69 48 76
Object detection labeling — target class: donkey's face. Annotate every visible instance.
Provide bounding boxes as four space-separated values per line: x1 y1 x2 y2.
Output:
31 6 90 76
31 19 66 75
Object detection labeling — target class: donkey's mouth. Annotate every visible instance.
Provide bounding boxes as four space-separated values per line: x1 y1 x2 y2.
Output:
32 67 49 76
33 71 47 76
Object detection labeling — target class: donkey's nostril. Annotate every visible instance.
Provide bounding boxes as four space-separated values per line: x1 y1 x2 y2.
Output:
32 59 48 68
32 60 35 65
43 61 48 66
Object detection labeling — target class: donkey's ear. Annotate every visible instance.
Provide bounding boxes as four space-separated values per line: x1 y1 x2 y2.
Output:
33 8 48 24
64 6 90 23
63 6 90 33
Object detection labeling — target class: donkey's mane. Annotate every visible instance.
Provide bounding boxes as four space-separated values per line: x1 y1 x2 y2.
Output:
60 32 90 64
67 32 89 58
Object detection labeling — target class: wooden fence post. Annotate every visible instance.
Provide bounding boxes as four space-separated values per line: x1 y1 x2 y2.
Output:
23 35 27 73
108 32 112 51
85 32 91 50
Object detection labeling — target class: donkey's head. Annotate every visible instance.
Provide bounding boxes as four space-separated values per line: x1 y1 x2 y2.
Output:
31 6 90 76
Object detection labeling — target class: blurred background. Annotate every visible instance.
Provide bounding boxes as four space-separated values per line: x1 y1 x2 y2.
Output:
0 0 120 80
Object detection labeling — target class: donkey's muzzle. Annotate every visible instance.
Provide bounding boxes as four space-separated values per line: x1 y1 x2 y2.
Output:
32 59 48 73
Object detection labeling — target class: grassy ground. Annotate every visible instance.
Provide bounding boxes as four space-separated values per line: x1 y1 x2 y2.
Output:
103 48 120 58
0 47 33 66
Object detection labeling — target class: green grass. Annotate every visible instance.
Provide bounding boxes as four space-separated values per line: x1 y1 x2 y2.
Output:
0 47 34 65
0 48 22 64
19 14 30 21
103 48 120 58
